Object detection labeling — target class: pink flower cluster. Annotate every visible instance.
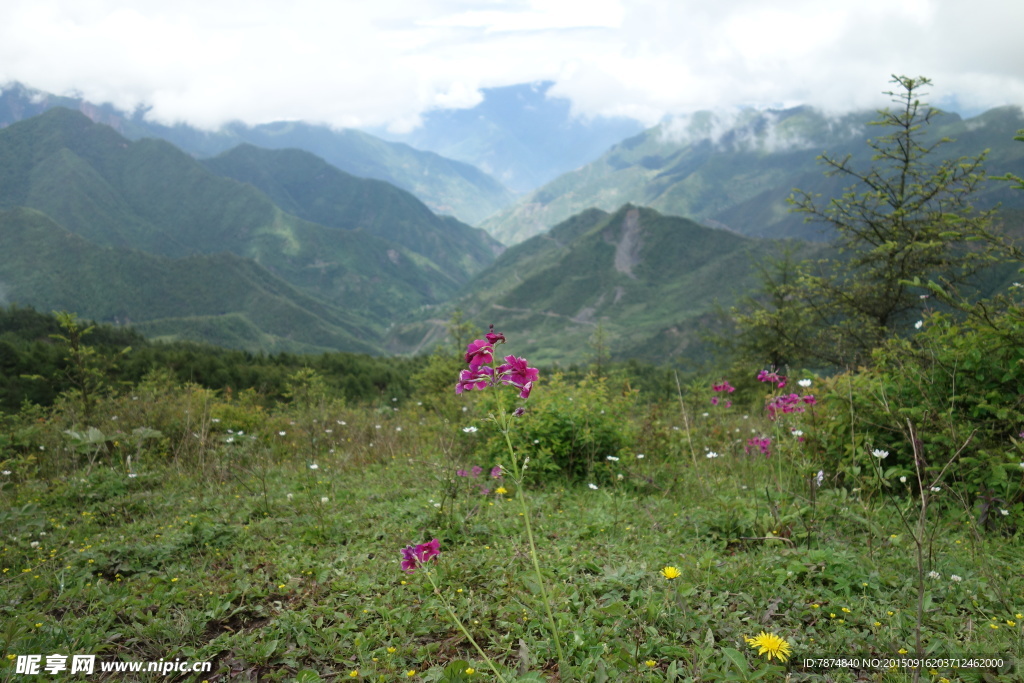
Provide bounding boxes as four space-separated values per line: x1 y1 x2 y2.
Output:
765 393 817 420
711 380 734 407
400 538 440 573
757 369 786 388
456 465 503 479
745 437 772 457
456 326 538 400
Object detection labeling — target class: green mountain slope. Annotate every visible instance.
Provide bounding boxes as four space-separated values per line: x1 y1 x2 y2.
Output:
0 208 376 353
483 106 1024 245
390 205 824 365
0 82 515 225
202 144 503 282
0 108 470 324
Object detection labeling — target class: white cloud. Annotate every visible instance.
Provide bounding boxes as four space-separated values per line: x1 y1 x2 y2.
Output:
1 0 1023 131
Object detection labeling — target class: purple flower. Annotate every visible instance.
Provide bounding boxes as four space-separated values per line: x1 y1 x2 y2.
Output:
401 538 441 573
745 437 772 457
456 469 468 477
497 355 539 387
456 366 493 394
490 466 503 479
512 406 526 417
518 381 534 400
465 339 494 368
471 465 483 478
479 486 490 495
711 396 719 406
712 381 735 393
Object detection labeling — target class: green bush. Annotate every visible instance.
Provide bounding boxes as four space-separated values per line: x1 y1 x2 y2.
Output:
823 306 1024 520
471 373 637 484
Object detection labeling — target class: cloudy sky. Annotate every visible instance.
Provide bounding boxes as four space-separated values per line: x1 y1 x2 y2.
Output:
2 0 1023 132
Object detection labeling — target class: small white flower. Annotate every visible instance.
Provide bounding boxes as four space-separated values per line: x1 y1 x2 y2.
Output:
606 455 619 461
792 430 803 437
30 541 39 548
337 420 346 425
433 503 441 508
743 415 749 420
39 445 45 451
872 449 889 459
672 426 680 431
309 463 319 470
238 430 244 435
815 470 824 486
914 320 923 329
462 426 478 433
211 418 220 423
928 570 941 579
588 483 599 490
702 412 709 417
417 401 423 406
534 439 540 444
706 451 719 458
226 437 235 443
392 397 398 402
798 379 812 388
462 406 468 412
930 486 941 492
1 470 11 476
636 453 645 459
1000 509 1009 516
321 496 329 504
375 425 381 429
287 493 294 500
128 473 138 478
395 426 402 432
278 431 286 436
920 294 929 299
617 473 624 480
900 476 907 483
951 574 962 582
325 429 332 434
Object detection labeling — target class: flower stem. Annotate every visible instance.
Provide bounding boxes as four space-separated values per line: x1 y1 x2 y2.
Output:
498 403 569 677
424 569 510 683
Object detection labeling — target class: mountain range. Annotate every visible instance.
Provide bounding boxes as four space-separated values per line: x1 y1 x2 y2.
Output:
0 108 501 353
2 91 1022 366
0 82 514 226
482 105 1024 245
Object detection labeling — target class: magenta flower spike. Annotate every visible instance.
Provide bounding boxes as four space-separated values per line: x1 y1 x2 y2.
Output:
456 366 493 394
497 355 539 387
465 339 494 368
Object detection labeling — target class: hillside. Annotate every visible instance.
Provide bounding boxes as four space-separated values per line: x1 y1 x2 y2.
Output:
482 106 1024 245
0 82 515 225
0 208 376 353
387 205 824 365
202 144 503 283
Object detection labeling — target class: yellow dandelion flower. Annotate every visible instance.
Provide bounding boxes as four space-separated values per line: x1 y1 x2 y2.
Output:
387 647 397 654
645 660 657 667
661 566 681 579
841 607 851 613
465 668 475 675
989 623 999 629
874 621 882 627
349 671 358 678
744 632 792 662
1008 620 1016 626
898 648 908 654
495 487 507 495
406 670 416 677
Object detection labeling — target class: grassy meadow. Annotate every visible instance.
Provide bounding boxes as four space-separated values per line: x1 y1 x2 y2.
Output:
1 342 1022 683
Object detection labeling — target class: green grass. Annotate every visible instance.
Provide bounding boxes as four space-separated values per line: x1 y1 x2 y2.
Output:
1 377 1021 683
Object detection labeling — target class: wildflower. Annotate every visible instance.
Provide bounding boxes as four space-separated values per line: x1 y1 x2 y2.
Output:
706 452 719 458
1 470 10 475
1000 509 1009 516
661 566 681 579
607 455 620 461
636 453 645 459
589 483 599 490
712 381 735 393
900 476 907 483
387 647 397 654
278 431 286 436
798 379 812 388
872 449 889 459
744 632 792 662
349 670 358 678
465 667 475 675
496 355 539 391
745 437 772 457
815 470 824 487
792 430 803 437
495 486 507 495
321 496 329 503
462 426 478 433
512 407 526 416
287 493 294 500
930 486 941 492
309 463 319 470
645 660 656 667
914 320 923 329
407 671 416 677
485 325 505 345
128 473 138 478
400 538 441 573
457 469 468 477
490 466 502 478
456 366 494 394
951 575 962 582
928 571 941 579
464 339 494 368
